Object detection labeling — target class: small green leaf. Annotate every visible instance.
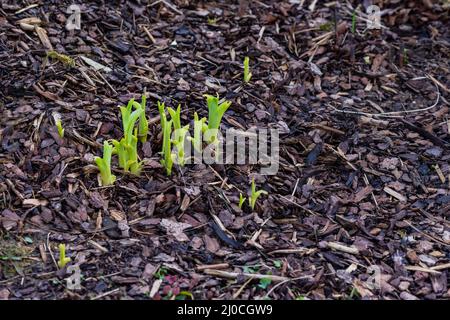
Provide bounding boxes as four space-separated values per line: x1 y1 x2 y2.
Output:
258 278 272 290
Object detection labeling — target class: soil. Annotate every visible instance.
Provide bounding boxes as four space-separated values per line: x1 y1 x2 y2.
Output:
0 0 449 300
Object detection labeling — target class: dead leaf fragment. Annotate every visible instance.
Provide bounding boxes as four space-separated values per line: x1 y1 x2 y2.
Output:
160 218 191 242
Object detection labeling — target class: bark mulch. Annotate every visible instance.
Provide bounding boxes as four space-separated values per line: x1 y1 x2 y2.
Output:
0 0 449 300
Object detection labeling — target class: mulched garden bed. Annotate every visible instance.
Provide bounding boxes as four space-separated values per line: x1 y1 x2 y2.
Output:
0 0 449 300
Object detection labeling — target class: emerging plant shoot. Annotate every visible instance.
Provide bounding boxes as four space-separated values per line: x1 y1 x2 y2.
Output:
57 244 71 269
189 112 207 153
249 178 268 210
132 94 149 143
113 99 144 174
204 94 231 144
95 141 116 186
243 56 252 83
238 193 246 209
53 112 64 138
161 119 175 175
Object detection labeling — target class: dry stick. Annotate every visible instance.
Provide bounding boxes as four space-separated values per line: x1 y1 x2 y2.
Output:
203 269 289 282
46 232 58 270
91 288 121 300
196 263 229 271
403 220 449 247
232 277 254 299
331 76 441 118
264 275 314 299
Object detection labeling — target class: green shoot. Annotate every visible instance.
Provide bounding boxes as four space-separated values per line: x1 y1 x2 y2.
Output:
249 178 268 210
95 141 116 186
127 129 142 175
168 104 182 130
402 48 409 65
119 99 143 145
57 244 71 269
238 193 246 209
168 104 189 166
258 277 272 290
173 124 190 167
189 112 207 153
351 10 357 34
161 119 175 175
157 101 167 131
132 94 148 143
207 17 217 25
243 56 252 83
53 112 64 138
204 94 231 143
115 100 144 174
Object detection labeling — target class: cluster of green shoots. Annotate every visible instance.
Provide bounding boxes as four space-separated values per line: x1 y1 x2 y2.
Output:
95 95 148 186
239 178 268 210
158 101 189 176
158 94 231 175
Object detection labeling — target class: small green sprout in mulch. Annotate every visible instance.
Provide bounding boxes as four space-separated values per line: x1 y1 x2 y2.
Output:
319 22 333 31
351 10 357 34
52 112 64 138
243 56 252 83
249 177 268 210
243 265 260 274
175 291 194 300
158 101 176 175
57 244 71 269
94 141 116 186
273 260 282 269
402 48 409 65
189 112 207 153
154 266 169 280
238 193 246 209
168 104 190 167
207 17 217 25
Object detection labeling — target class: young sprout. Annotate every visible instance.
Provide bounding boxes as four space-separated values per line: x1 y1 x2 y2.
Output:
189 112 207 153
243 56 252 83
160 119 175 175
132 94 148 143
95 141 116 186
52 112 64 138
167 104 190 167
207 17 217 25
351 10 357 34
238 193 246 209
57 244 71 269
402 48 409 65
168 104 182 131
114 100 144 174
127 129 142 175
249 178 268 210
157 101 169 134
172 124 190 167
204 94 231 144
